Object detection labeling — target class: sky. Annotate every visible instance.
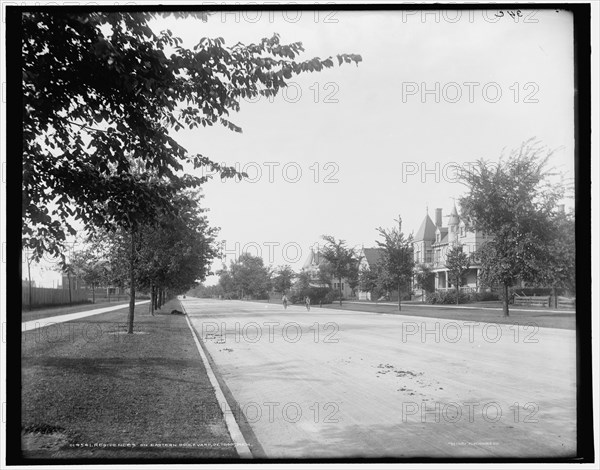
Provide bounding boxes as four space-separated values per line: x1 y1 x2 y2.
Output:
25 7 576 287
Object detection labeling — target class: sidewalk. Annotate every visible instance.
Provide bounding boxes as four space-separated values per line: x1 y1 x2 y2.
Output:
22 300 133 323
20 300 240 460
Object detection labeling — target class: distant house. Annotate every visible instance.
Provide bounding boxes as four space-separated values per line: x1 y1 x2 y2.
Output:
412 205 493 295
301 247 354 298
357 247 383 300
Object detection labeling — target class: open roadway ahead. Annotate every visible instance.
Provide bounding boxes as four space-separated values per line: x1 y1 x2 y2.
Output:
181 297 576 459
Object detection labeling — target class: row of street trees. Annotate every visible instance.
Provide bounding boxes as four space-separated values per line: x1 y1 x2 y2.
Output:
21 11 362 332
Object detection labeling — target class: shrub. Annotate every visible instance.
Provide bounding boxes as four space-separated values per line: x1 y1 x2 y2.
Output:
290 287 332 305
426 290 471 304
470 291 500 302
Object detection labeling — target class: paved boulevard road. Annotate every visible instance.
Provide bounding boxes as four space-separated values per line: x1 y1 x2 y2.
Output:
181 297 576 459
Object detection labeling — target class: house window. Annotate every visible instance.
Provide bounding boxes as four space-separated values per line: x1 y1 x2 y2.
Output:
425 250 433 263
460 226 465 237
436 234 440 243
342 283 344 290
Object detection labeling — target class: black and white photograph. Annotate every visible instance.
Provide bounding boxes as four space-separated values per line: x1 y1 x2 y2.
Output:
2 1 596 466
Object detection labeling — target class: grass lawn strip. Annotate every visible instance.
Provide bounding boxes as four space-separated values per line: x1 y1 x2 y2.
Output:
317 301 575 330
21 300 238 459
245 298 575 330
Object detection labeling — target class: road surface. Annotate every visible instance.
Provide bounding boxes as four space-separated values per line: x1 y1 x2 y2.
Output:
182 297 576 459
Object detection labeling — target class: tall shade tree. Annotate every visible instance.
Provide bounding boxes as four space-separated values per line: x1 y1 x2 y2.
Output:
229 254 272 300
69 245 109 304
376 222 414 311
445 245 471 305
217 267 235 299
95 190 218 332
134 191 219 315
321 235 360 306
272 265 295 294
540 207 576 304
358 266 380 301
22 11 362 261
458 139 567 316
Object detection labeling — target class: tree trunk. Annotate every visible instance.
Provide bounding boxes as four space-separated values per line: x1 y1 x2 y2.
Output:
339 277 343 306
127 228 136 334
502 283 510 317
552 286 557 309
398 281 402 311
456 278 460 305
68 271 72 305
27 261 32 311
150 285 155 315
92 282 95 304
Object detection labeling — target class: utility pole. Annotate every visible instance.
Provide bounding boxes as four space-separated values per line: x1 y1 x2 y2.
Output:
27 256 32 311
128 225 136 334
394 214 402 233
393 213 404 311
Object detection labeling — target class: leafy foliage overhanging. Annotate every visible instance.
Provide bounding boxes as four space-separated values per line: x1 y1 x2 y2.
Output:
22 11 362 261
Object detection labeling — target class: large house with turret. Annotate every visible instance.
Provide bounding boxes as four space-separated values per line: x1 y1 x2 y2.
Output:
412 204 493 296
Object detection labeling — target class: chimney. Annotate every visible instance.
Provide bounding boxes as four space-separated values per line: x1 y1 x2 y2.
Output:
435 208 442 227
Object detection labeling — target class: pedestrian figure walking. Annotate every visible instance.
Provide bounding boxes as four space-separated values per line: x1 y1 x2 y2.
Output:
282 294 288 309
305 296 311 311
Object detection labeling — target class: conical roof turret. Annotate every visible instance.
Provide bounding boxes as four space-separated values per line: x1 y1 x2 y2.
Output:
448 203 460 226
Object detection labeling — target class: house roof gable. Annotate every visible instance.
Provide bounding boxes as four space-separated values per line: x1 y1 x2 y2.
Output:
414 214 437 242
362 248 383 268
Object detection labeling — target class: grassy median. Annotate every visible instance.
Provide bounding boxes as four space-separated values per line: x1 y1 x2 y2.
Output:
21 300 238 460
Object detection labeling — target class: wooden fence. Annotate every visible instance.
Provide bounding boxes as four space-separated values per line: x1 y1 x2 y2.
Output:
513 295 576 309
22 286 90 308
557 296 576 309
513 295 551 307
